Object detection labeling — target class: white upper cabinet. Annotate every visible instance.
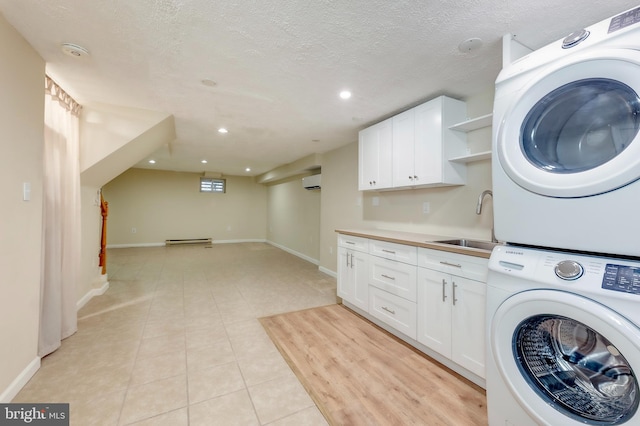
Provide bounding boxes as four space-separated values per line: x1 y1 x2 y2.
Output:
360 96 469 191
358 118 393 191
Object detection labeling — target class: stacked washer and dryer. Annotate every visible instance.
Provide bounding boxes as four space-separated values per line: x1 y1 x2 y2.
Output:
487 5 640 425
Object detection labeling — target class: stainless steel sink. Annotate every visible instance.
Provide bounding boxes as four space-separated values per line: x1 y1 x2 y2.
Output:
433 239 500 251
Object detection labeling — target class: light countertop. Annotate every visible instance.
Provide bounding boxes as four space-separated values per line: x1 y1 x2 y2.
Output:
336 228 499 259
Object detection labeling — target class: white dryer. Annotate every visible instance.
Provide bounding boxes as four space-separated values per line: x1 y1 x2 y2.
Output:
486 245 640 425
492 5 640 257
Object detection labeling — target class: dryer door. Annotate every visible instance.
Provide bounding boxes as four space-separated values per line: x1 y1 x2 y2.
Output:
491 289 640 425
497 49 640 197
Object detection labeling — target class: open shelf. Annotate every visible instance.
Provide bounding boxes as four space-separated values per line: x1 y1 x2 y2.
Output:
449 151 492 164
449 114 493 132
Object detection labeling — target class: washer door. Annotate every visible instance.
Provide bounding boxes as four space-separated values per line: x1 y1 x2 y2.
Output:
497 49 640 198
491 290 640 425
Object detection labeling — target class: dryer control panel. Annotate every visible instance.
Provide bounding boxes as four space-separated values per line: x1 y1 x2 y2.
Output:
602 264 640 295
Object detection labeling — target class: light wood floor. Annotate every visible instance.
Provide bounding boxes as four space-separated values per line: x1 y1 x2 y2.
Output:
261 304 488 426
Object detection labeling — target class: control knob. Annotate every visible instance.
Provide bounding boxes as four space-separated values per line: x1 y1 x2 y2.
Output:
554 260 584 280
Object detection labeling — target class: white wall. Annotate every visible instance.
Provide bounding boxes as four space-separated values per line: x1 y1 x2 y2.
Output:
319 88 494 274
0 14 44 401
78 185 107 309
102 168 268 245
266 174 321 263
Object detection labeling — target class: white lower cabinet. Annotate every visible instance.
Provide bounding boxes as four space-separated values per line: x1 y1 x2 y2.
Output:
336 233 488 386
417 249 487 378
337 235 369 311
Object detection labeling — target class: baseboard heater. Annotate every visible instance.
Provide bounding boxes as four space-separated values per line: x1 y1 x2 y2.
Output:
165 238 212 246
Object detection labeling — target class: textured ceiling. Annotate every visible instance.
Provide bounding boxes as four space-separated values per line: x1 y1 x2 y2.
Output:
0 1 635 176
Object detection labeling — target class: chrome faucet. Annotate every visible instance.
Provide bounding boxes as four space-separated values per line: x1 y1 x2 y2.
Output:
476 190 497 242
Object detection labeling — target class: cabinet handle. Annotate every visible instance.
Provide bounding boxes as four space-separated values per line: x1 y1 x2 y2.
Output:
381 274 396 281
381 249 396 254
414 175 418 180
346 252 350 268
345 241 356 245
350 253 354 268
453 281 458 306
408 175 413 180
381 306 396 315
440 261 462 268
442 279 447 302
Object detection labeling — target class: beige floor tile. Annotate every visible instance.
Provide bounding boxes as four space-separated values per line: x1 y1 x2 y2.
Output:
186 340 235 372
185 324 228 350
266 406 330 426
188 389 260 426
187 361 245 404
236 349 295 386
142 317 186 339
123 407 188 426
248 370 316 424
70 389 126 426
224 318 269 343
119 375 188 425
231 333 279 359
130 349 186 386
12 244 338 426
136 332 186 360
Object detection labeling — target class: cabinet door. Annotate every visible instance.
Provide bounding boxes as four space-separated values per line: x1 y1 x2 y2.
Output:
416 267 452 358
413 100 443 184
358 118 392 190
337 247 369 311
451 277 486 378
392 108 416 187
337 246 354 303
351 249 369 311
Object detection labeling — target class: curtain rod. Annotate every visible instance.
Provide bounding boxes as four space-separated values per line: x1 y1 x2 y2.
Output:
45 75 82 116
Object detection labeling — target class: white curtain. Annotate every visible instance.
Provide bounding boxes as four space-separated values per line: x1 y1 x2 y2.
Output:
39 76 81 357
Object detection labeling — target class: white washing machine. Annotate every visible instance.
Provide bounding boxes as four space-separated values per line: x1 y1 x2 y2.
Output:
486 244 640 425
492 5 640 257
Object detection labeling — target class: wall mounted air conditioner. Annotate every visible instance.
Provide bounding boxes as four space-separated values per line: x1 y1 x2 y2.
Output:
302 174 321 190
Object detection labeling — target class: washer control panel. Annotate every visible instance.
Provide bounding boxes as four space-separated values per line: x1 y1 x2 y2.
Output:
489 245 640 298
554 260 584 280
602 264 640 295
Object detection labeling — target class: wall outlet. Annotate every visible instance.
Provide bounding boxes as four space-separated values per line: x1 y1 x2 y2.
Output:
329 246 333 255
372 196 380 206
423 202 430 214
227 225 232 231
131 227 137 233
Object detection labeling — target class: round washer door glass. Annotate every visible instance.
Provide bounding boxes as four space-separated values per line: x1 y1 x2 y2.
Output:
521 78 640 174
496 52 640 197
515 314 639 424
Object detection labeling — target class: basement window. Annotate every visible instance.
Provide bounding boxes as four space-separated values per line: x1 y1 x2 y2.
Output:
200 178 226 193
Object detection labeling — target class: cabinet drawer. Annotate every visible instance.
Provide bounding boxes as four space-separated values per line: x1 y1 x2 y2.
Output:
369 240 417 264
369 256 417 302
418 247 488 282
369 286 417 339
338 234 369 251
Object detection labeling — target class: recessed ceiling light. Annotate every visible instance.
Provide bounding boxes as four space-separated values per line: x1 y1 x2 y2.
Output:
201 160 208 164
61 43 90 57
311 139 320 143
148 159 156 164
218 128 228 134
245 167 251 172
339 90 352 100
201 79 217 87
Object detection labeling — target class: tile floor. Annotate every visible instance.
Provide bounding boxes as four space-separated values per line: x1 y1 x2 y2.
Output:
13 242 337 425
